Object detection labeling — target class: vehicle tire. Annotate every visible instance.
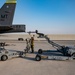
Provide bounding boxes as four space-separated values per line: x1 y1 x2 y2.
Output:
35 55 41 61
18 38 24 41
1 55 8 61
38 49 43 54
72 53 75 59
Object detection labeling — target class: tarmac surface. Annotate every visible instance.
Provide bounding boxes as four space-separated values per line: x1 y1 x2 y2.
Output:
0 40 75 75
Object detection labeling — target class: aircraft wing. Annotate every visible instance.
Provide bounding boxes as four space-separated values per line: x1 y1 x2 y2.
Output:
0 25 26 33
11 25 25 32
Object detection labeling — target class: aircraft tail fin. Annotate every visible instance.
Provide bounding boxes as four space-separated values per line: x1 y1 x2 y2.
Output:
0 0 17 25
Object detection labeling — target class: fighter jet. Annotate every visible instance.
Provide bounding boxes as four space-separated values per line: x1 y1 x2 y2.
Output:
0 0 25 33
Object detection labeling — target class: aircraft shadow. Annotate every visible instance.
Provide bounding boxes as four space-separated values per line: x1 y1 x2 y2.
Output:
34 50 63 56
23 57 35 61
21 50 64 61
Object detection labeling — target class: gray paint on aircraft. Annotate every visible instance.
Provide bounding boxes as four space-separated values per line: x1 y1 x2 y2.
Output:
0 3 16 25
0 0 25 33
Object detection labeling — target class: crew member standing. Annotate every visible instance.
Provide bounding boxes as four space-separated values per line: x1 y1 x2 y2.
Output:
30 36 34 53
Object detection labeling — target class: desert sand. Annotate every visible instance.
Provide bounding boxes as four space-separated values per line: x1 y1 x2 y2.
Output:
0 33 75 40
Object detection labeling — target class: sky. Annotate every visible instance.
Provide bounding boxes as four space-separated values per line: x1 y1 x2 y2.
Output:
0 0 75 34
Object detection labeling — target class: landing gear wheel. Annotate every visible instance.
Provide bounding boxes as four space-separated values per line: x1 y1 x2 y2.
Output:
38 49 43 54
1 55 8 61
35 55 41 61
